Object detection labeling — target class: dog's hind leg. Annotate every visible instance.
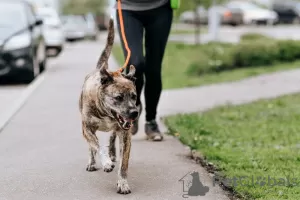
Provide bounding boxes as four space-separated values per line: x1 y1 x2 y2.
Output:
109 131 117 162
82 122 99 172
116 131 131 194
87 147 97 171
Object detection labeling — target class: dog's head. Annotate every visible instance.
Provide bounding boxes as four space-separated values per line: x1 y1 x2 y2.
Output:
99 63 138 130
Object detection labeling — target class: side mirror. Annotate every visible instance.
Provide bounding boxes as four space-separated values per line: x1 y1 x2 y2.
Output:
29 19 43 31
35 19 43 26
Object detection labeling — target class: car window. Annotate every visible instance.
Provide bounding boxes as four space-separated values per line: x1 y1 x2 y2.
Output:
37 9 60 22
25 3 37 25
64 16 86 26
0 1 28 37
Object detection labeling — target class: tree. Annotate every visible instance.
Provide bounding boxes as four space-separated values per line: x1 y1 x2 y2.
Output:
193 0 225 45
193 0 201 45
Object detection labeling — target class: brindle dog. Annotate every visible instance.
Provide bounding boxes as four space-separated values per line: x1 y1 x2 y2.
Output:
79 18 138 194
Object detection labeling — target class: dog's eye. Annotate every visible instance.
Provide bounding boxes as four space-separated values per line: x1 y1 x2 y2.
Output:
131 94 137 100
115 95 123 101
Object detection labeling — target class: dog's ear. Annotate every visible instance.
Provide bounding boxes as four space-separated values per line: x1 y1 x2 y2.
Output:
122 65 136 82
99 62 113 85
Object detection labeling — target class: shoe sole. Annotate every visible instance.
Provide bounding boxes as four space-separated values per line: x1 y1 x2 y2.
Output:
146 134 164 141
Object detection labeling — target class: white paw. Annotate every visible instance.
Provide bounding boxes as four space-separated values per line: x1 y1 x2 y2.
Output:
103 160 115 172
117 179 131 194
99 146 115 173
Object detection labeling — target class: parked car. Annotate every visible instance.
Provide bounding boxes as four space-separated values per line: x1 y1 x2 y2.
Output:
84 13 98 40
61 15 87 42
36 6 64 57
179 6 208 24
272 0 300 24
210 5 244 26
0 0 47 83
226 1 278 25
179 5 244 26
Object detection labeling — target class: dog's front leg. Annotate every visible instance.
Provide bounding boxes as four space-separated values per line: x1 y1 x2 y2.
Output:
109 131 117 162
116 131 131 194
82 122 99 172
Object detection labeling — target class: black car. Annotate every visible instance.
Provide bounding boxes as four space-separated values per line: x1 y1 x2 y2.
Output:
0 0 47 83
272 0 300 24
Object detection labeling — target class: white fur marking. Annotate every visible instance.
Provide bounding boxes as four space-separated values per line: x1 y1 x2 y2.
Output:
99 145 113 168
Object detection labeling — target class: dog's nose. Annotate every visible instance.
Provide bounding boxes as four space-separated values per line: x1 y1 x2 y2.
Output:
129 110 139 119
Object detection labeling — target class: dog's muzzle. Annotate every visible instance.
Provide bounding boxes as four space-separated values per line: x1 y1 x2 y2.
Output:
111 110 138 130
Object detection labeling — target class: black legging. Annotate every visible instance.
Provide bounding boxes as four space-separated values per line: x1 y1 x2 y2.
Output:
116 2 173 122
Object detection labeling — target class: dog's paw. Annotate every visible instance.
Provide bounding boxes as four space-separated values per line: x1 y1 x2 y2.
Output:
86 164 98 172
103 161 115 173
117 179 131 194
101 152 115 172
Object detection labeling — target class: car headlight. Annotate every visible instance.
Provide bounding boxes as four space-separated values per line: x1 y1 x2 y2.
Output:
3 32 31 51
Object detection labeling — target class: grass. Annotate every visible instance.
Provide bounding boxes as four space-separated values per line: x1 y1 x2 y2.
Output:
164 93 300 200
112 43 300 90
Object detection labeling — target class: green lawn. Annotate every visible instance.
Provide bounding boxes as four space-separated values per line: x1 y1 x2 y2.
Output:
164 93 300 199
112 43 300 90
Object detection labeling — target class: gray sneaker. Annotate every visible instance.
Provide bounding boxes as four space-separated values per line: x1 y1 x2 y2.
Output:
130 104 142 135
145 120 163 141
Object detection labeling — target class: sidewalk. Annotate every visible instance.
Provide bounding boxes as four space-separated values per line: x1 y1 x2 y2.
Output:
2 39 300 200
158 68 300 117
0 41 229 200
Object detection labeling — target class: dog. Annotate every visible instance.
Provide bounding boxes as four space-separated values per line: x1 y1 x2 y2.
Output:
79 17 138 194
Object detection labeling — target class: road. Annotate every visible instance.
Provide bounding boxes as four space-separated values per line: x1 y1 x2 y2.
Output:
169 24 300 43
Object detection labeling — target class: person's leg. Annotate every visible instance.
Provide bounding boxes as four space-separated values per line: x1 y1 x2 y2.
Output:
116 10 144 107
116 10 144 135
143 4 173 140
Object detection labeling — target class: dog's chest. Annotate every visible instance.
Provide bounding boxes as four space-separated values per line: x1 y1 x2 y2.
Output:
96 117 117 132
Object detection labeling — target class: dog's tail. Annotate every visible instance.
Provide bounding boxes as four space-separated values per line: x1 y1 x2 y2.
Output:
96 17 114 69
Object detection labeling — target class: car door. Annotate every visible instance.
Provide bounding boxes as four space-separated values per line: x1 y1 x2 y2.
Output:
25 3 44 64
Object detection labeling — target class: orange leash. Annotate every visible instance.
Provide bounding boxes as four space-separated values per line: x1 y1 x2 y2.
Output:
117 0 131 73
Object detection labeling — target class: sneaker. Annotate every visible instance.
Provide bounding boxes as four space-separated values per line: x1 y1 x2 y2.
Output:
130 104 142 135
145 120 164 141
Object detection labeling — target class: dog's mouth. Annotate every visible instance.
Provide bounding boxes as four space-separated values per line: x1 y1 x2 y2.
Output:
111 110 133 130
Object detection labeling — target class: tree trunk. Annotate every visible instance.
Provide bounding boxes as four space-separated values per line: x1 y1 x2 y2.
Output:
194 1 201 45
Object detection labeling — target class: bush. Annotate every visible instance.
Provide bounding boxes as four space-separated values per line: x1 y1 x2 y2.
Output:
185 38 300 76
185 54 211 76
185 44 235 75
233 40 279 67
277 40 300 61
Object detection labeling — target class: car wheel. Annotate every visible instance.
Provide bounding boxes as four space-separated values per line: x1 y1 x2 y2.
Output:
39 44 47 72
39 56 47 73
55 46 63 57
23 56 39 83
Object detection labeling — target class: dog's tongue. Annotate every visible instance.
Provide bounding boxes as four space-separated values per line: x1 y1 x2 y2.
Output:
122 120 133 129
